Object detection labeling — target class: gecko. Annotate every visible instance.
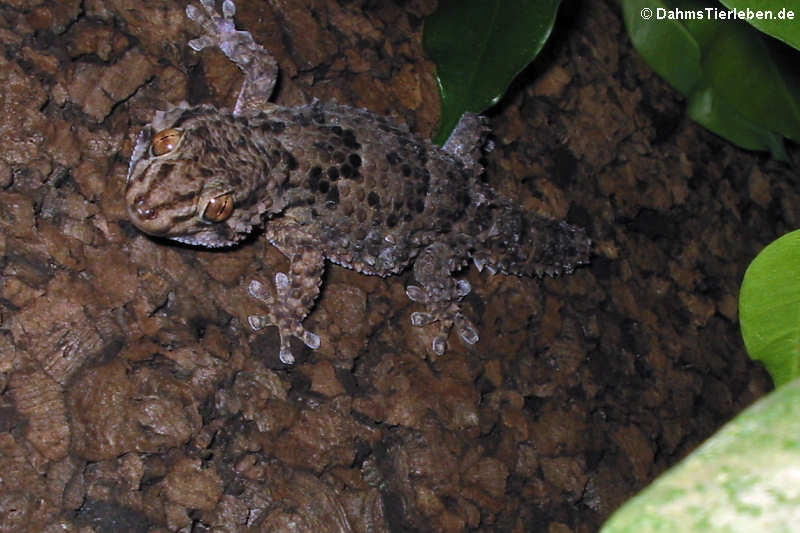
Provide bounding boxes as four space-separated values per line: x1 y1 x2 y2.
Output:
125 0 591 364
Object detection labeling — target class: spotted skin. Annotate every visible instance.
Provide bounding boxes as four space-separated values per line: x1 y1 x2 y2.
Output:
125 0 591 363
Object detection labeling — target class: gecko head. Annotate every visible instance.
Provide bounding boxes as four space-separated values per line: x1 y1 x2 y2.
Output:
125 106 273 248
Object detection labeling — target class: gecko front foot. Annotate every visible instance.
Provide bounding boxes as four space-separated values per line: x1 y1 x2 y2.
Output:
186 0 278 115
186 0 240 53
407 279 479 356
248 276 320 365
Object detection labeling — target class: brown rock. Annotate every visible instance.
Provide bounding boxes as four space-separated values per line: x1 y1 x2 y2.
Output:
69 360 201 460
613 424 654 483
9 368 69 461
0 55 48 165
66 19 128 61
65 49 154 121
463 456 509 500
261 471 354 533
274 402 359 472
10 299 106 384
307 360 347 397
0 192 36 239
540 456 587 497
164 457 223 511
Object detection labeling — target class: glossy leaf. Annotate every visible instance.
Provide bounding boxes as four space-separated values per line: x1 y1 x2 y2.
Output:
423 0 561 145
719 0 800 51
601 379 800 532
740 229 800 387
699 15 800 144
621 0 800 160
686 77 787 159
622 0 703 95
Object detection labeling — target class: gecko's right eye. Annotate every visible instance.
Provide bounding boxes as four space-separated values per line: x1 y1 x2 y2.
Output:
152 128 182 156
203 192 235 222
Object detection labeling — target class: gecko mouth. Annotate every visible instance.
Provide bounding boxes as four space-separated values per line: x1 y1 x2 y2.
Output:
169 225 241 248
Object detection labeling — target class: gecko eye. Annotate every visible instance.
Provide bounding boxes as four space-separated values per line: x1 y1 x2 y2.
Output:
203 193 235 222
152 128 182 156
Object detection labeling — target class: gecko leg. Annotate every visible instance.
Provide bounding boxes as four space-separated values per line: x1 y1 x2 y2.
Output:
442 113 492 172
248 222 325 364
406 243 479 356
186 0 279 115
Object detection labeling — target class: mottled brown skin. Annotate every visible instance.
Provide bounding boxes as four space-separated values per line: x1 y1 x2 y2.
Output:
125 0 591 363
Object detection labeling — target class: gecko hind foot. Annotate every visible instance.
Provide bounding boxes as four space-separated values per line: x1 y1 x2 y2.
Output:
407 279 479 356
248 277 320 365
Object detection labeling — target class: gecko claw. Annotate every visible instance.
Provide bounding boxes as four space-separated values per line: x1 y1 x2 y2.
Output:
302 330 321 350
279 341 295 365
248 279 273 304
410 311 436 327
455 314 479 345
275 272 290 291
432 334 447 356
248 314 270 331
187 35 216 52
406 285 426 303
456 279 471 297
185 5 201 21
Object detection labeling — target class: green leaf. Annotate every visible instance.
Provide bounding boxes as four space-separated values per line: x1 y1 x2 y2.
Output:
686 79 788 159
621 0 800 160
698 15 800 144
601 379 800 533
718 1 800 51
423 0 561 145
621 0 703 95
740 229 800 387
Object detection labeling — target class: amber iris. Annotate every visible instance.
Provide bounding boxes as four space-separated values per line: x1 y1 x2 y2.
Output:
203 193 235 222
152 128 182 156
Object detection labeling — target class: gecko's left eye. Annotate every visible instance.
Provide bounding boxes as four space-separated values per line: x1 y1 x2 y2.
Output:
203 193 235 222
152 128 182 156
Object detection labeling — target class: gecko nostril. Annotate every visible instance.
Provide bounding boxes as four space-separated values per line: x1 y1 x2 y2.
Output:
133 195 157 220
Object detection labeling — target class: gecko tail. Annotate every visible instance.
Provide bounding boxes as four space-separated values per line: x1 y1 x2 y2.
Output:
471 199 591 278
